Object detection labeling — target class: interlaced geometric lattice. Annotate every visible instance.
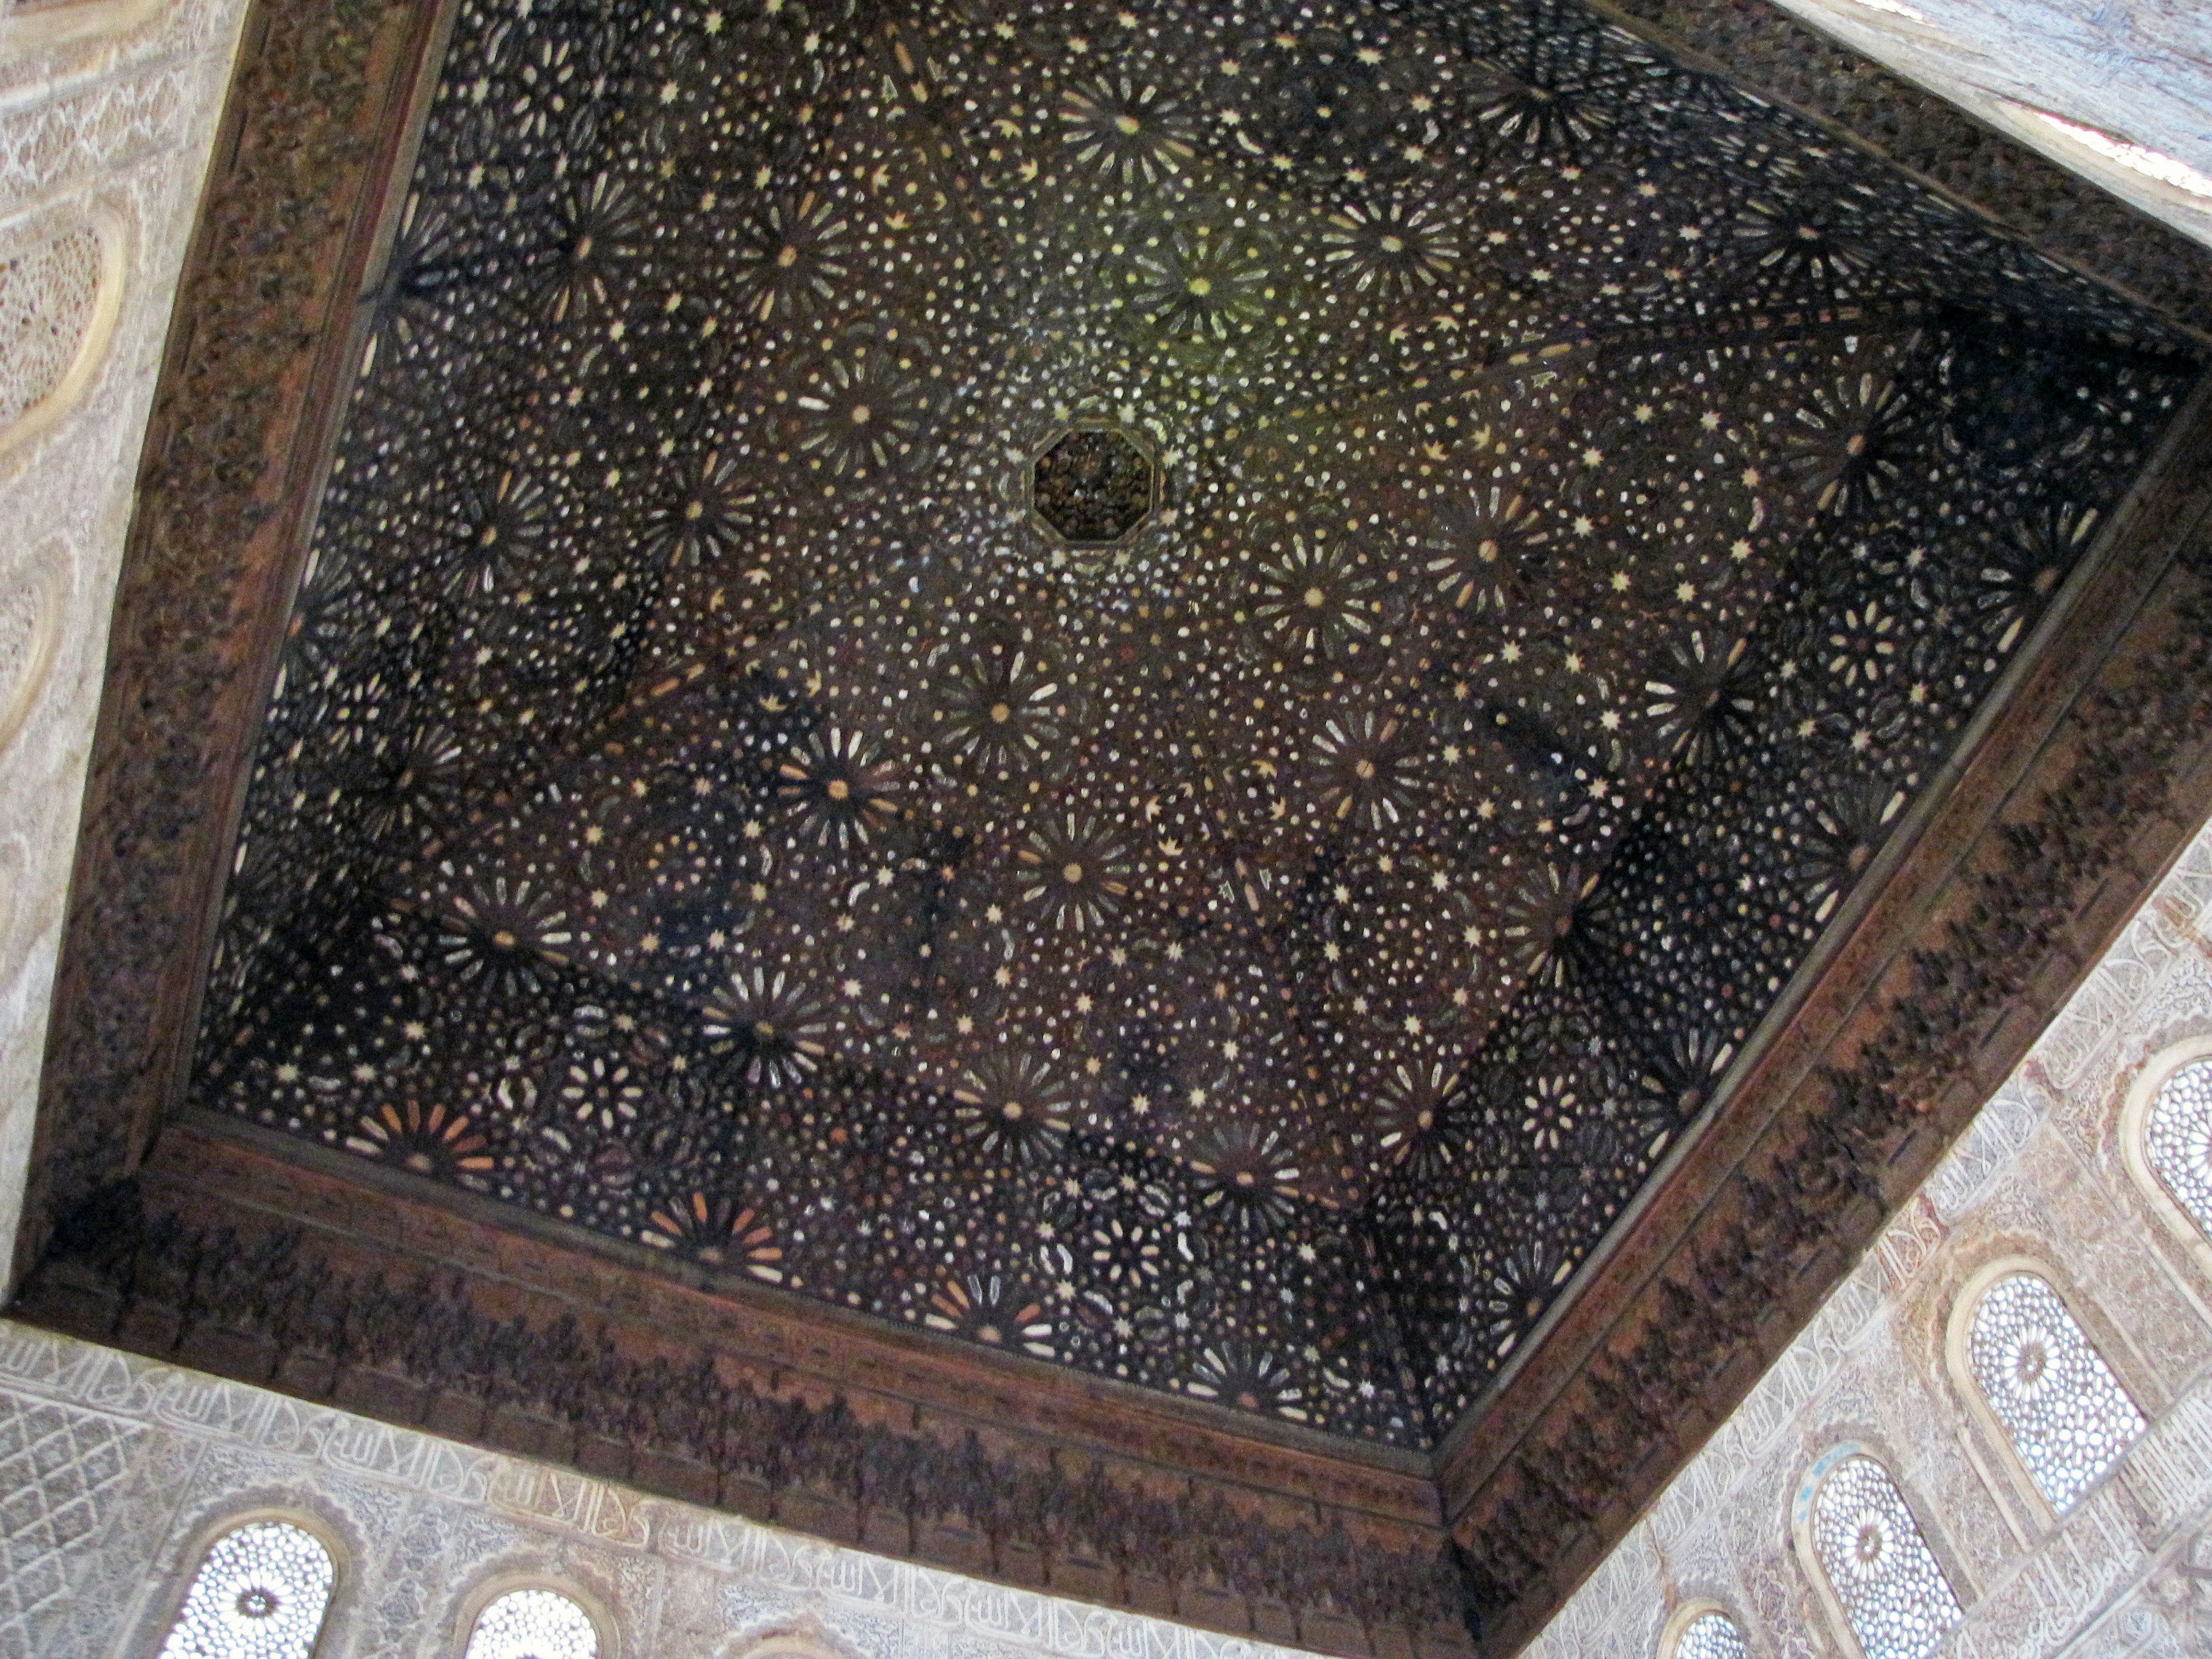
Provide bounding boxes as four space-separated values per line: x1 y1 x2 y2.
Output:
0 225 99 435
1673 1611 1749 1659
2147 1058 2212 1237
154 1521 335 1659
1809 1455 1963 1659
191 0 2197 1445
1966 1272 2144 1512
464 1588 599 1659
0 1399 145 1656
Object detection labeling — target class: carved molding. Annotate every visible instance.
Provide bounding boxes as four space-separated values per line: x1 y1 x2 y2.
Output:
1440 374 2212 1654
14 1125 1470 1659
20 0 446 1268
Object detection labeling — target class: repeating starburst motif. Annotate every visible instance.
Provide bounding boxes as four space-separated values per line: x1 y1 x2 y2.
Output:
727 192 852 322
195 0 2194 1447
1320 199 1461 300
1120 218 1275 340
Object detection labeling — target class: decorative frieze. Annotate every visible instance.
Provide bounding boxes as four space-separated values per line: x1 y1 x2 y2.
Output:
0 1316 1378 1659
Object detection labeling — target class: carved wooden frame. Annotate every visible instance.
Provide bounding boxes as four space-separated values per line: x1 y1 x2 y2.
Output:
15 0 456 1278
13 0 2212 1650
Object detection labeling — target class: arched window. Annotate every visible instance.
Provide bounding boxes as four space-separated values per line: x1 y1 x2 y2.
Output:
1807 1455 1963 1659
157 1520 336 1659
2144 1057 2212 1235
464 1589 600 1659
1965 1272 2144 1512
1671 1609 1749 1659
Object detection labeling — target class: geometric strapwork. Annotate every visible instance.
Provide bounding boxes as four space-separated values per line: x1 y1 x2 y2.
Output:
196 0 2195 1447
1809 1455 1964 1659
156 1521 336 1659
1966 1272 2145 1512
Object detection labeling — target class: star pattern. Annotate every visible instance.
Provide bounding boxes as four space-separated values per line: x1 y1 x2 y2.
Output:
195 0 2196 1444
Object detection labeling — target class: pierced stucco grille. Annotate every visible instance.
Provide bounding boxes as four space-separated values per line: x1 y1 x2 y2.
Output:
1673 1611 1749 1659
463 1589 599 1659
0 226 99 437
155 1521 335 1659
1967 1272 2144 1511
2148 1058 2212 1236
1810 1456 1963 1659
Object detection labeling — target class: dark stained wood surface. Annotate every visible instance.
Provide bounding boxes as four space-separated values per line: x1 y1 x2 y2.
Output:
17 0 2212 1649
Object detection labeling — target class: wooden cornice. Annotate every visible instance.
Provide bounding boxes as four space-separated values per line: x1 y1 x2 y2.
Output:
1439 370 2212 1652
17 1120 1470 1658
20 0 450 1281
16 0 2212 1650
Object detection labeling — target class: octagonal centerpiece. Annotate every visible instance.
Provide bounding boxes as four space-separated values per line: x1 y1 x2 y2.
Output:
1029 423 1158 546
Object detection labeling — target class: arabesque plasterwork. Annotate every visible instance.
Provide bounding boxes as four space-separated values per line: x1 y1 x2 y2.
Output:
0 1316 1330 1659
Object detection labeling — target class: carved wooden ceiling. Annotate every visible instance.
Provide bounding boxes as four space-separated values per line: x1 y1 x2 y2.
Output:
20 0 2212 1651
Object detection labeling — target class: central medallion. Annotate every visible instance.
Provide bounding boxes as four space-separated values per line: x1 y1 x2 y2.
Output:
1029 424 1159 546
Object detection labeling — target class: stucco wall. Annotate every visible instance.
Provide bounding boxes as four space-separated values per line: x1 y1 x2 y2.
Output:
0 1316 1330 1659
1768 0 2212 248
0 0 251 1286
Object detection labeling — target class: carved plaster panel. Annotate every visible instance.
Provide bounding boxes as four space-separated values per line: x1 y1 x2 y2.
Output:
0 215 114 454
0 535 63 756
0 1317 1331 1659
0 0 249 1288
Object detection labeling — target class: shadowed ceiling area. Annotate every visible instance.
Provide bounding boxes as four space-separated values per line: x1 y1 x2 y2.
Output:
185 0 2196 1453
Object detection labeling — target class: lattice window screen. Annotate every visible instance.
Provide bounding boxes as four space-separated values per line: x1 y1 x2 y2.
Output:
1673 1609 1751 1659
155 1521 335 1659
0 226 99 434
2147 1058 2212 1234
464 1588 600 1659
1967 1272 2144 1510
1809 1455 1963 1659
